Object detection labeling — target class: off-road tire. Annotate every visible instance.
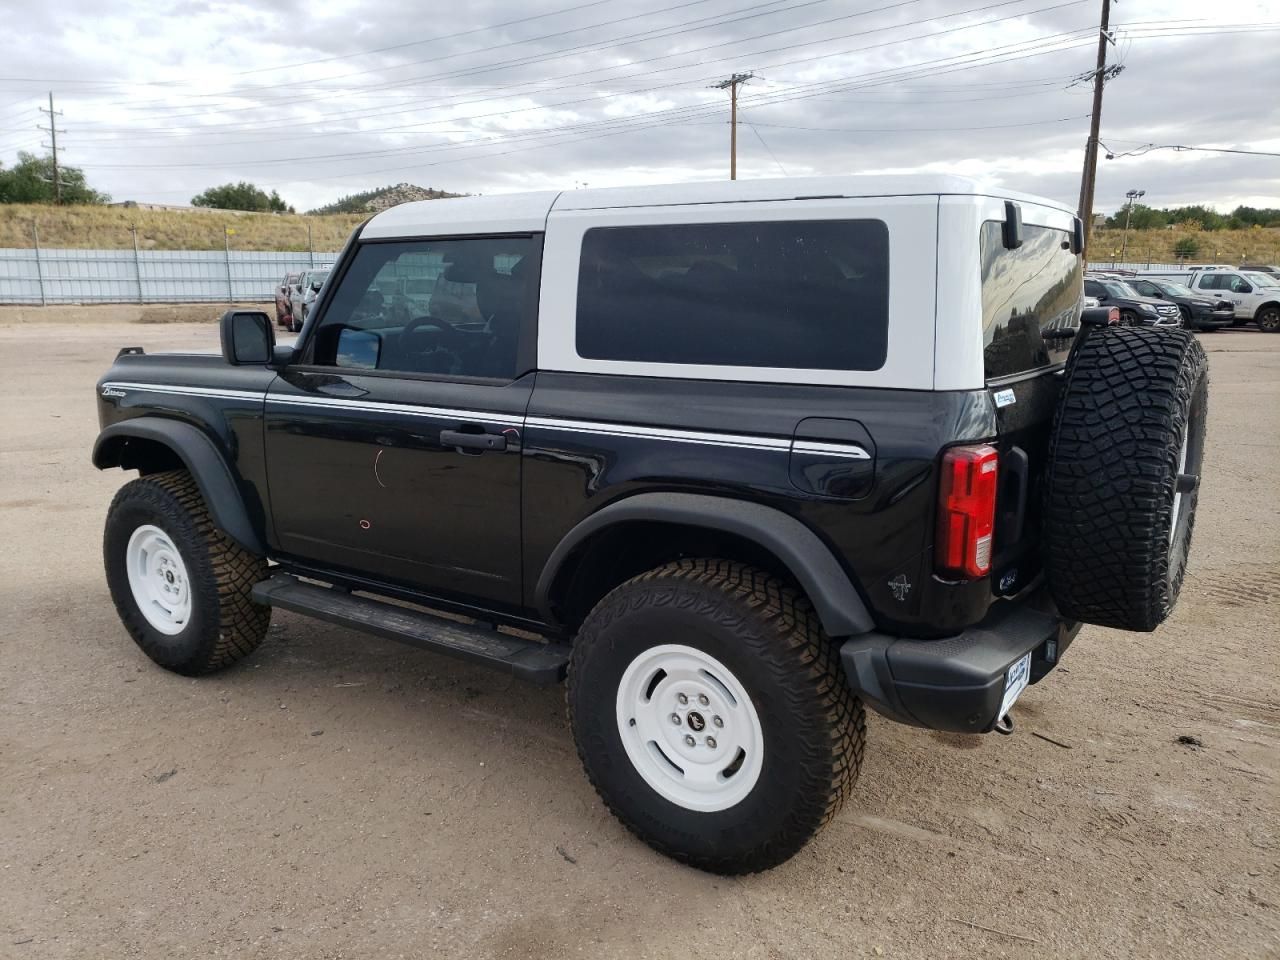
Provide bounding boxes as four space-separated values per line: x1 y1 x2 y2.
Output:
567 559 865 874
104 470 270 675
1256 305 1280 332
1044 327 1208 631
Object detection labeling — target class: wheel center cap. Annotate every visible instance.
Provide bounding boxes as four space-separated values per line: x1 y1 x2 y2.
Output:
165 570 175 584
687 711 706 732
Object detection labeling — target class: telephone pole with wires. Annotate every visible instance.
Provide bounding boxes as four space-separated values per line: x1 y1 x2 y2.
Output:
37 92 65 204
711 72 755 180
1076 0 1116 253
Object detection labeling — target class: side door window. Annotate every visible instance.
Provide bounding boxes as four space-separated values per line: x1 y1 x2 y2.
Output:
1196 274 1222 291
1084 280 1106 299
308 237 539 381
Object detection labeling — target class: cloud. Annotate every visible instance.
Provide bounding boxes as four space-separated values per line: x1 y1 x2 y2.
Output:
0 0 1276 213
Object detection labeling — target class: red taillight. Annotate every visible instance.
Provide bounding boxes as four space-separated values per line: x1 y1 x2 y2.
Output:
936 444 999 579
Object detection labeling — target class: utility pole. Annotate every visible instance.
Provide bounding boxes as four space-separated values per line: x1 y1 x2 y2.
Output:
711 72 755 180
37 92 65 204
1076 0 1113 254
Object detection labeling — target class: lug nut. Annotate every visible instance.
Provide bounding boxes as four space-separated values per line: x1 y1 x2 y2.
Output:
713 716 723 728
676 693 688 705
684 735 696 747
670 713 681 725
698 694 709 706
706 736 717 749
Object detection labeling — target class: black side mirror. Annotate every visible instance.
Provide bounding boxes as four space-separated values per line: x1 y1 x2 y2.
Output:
220 309 274 365
1002 201 1023 249
311 281 323 292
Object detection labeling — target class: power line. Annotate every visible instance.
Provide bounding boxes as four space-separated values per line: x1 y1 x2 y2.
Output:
87 32 1100 180
72 0 1093 139
1102 141 1280 160
81 28 1098 171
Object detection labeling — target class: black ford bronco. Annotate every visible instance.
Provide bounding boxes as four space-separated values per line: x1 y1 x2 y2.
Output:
94 176 1208 873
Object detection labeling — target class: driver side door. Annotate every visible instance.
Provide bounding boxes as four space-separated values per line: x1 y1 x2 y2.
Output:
264 235 541 614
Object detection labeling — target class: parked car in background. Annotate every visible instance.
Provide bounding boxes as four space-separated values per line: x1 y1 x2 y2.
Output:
275 273 300 327
288 269 330 333
1239 264 1279 276
1084 276 1180 326
1138 268 1280 332
1124 277 1234 331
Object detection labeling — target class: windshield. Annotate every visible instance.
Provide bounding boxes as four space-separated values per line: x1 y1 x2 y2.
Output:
1154 280 1194 297
1245 271 1279 287
1102 280 1139 298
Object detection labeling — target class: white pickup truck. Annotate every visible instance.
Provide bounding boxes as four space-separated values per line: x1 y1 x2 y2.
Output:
1137 266 1280 331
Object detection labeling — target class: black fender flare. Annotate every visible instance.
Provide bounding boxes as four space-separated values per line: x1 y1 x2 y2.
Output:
535 492 875 637
92 418 267 555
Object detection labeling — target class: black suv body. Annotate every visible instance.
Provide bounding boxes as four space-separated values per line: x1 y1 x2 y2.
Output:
1084 276 1181 326
91 177 1208 873
1124 277 1234 331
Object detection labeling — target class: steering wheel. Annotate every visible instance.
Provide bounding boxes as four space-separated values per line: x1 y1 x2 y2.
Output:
399 314 467 374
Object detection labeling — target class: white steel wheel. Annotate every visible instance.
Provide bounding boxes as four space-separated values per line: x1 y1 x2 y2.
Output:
615 643 764 813
1170 425 1190 550
125 524 192 636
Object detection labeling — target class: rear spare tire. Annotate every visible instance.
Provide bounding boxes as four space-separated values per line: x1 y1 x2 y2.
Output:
1043 327 1208 631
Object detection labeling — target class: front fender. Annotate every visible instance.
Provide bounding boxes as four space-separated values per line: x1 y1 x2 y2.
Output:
92 417 266 555
535 492 875 638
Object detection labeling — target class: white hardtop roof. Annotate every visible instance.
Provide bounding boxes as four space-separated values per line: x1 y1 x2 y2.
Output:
360 174 1074 239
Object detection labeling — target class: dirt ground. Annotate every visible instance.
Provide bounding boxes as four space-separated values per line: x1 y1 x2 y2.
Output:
1 320 1276 960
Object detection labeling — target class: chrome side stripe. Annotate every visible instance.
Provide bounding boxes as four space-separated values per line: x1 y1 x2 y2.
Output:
101 381 265 402
266 393 524 427
525 416 790 453
792 440 872 460
101 383 870 459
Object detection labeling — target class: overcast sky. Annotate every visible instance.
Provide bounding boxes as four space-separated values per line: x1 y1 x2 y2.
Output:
1 0 1276 214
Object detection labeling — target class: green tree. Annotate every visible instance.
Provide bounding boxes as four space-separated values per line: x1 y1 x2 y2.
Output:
1173 236 1200 260
191 181 293 213
1167 205 1226 230
1104 203 1167 230
0 151 110 204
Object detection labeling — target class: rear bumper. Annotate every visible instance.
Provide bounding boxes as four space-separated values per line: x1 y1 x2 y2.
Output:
839 591 1081 733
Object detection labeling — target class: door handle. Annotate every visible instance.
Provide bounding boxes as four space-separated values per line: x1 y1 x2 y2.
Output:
440 429 507 452
315 381 366 398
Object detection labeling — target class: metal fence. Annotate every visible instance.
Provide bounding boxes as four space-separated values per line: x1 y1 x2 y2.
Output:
0 247 341 304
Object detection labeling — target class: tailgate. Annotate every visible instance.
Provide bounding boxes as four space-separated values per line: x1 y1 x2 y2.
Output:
987 370 1061 597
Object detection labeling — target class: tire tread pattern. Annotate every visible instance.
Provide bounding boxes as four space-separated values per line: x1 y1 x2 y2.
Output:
105 470 269 674
567 558 865 874
1043 327 1207 630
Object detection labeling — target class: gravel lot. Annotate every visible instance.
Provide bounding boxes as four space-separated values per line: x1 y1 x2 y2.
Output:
1 320 1277 959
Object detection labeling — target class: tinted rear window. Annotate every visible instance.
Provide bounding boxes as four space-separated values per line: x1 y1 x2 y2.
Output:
980 221 1081 381
576 220 889 370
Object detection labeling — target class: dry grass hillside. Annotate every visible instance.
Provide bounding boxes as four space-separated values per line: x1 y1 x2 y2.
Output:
1090 225 1280 266
0 204 364 251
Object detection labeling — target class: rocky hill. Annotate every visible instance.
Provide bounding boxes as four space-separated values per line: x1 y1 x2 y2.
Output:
309 184 463 215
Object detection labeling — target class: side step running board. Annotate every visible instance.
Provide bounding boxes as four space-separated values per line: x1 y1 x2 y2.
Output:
251 574 570 685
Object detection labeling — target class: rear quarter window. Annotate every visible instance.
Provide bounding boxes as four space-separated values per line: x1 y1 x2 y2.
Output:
575 219 889 371
980 221 1082 381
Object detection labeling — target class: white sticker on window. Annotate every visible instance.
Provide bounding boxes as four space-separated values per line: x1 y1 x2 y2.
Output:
994 388 1017 408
